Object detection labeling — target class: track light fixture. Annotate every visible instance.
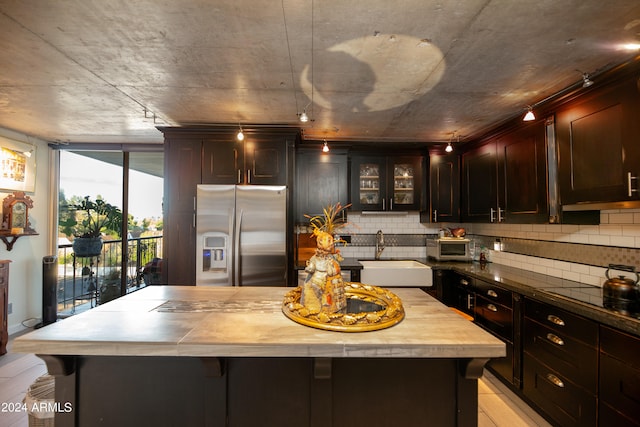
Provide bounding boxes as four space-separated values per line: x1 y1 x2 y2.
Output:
523 106 536 122
322 140 330 153
445 132 455 153
582 73 594 88
299 108 310 123
236 124 244 141
445 141 453 153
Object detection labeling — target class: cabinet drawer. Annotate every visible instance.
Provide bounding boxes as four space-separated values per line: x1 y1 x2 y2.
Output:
524 318 597 393
475 296 512 341
525 298 597 346
523 354 596 427
474 279 512 308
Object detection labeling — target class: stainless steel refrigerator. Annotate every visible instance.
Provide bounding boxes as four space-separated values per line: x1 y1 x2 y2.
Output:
196 184 287 286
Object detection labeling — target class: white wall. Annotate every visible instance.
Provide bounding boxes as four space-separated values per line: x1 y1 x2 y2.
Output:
0 128 51 335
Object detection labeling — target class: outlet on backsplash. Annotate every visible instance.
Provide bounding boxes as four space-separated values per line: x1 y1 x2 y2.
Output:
7 302 12 315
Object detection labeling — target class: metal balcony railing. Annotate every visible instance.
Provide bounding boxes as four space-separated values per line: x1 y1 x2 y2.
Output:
57 235 163 313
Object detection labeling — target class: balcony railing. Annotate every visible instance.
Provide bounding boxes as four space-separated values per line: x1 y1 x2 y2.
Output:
57 235 163 313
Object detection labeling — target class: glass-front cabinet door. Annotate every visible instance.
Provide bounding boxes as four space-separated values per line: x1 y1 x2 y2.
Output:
350 155 422 211
390 157 421 211
351 156 386 211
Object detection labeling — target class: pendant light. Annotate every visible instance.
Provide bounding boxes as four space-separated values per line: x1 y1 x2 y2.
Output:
236 124 244 141
523 106 535 122
322 140 329 152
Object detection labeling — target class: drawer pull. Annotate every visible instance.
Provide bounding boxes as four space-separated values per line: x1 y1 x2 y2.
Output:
460 279 469 286
487 289 498 298
547 314 565 326
487 303 498 312
546 333 565 346
546 373 565 388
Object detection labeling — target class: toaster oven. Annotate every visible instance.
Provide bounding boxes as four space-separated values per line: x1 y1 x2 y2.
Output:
427 237 472 261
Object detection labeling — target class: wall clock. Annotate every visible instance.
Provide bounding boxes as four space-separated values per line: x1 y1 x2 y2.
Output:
2 191 34 233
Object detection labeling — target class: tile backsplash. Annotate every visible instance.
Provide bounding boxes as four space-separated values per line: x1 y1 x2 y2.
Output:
307 209 640 288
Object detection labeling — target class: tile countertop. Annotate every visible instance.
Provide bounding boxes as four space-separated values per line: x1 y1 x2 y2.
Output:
13 286 505 359
426 260 640 337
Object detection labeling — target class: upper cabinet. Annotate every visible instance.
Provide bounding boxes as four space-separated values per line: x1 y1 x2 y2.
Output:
350 154 423 211
203 137 289 185
425 152 460 223
462 120 548 223
556 74 640 209
294 149 349 224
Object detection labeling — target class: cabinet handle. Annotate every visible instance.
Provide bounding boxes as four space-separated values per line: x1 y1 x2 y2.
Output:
433 209 438 222
467 294 474 310
498 207 504 223
247 169 251 184
546 333 565 346
545 373 565 388
490 208 496 223
547 314 565 326
460 279 469 286
628 172 638 197
382 199 385 210
390 198 393 210
237 169 241 184
487 289 498 298
486 303 498 312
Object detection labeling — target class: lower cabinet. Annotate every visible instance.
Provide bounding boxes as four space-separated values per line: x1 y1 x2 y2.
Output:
439 269 640 427
523 298 598 427
474 279 519 387
599 326 640 427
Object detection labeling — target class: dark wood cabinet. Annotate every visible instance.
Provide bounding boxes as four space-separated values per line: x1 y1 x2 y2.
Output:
447 272 475 317
599 325 640 427
461 143 498 222
202 139 243 184
462 120 547 223
163 138 201 286
350 154 423 211
203 137 287 185
294 149 348 224
440 272 518 386
425 152 460 223
557 74 640 208
497 122 548 222
473 279 518 386
523 298 598 427
0 261 9 355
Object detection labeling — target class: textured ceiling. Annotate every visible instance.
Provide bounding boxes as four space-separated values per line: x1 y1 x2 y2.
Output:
0 0 639 146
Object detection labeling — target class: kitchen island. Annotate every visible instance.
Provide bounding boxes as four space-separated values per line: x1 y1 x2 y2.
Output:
14 286 504 427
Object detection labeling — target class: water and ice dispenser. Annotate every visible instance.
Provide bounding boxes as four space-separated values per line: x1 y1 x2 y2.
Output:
202 233 227 271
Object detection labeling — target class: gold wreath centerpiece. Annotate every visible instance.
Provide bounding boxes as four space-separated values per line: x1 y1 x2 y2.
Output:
284 202 404 332
282 282 405 332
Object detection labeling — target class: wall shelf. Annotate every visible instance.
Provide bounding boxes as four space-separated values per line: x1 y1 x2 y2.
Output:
0 230 38 251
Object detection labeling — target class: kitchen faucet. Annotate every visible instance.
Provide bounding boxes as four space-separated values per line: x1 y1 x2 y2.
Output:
375 230 385 259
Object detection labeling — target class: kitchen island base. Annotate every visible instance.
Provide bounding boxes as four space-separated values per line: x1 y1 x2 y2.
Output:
43 355 486 427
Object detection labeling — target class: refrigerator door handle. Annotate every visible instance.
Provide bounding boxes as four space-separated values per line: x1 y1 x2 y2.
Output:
234 208 243 286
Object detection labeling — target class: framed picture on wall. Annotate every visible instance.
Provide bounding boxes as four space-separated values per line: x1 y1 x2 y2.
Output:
0 136 36 193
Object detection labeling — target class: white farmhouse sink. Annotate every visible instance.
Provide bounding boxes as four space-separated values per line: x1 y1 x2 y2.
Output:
359 260 432 288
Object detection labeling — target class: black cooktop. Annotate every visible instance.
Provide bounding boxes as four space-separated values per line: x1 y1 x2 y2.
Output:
545 285 640 320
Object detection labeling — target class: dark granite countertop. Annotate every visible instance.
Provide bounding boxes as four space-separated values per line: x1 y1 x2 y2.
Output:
426 260 640 337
